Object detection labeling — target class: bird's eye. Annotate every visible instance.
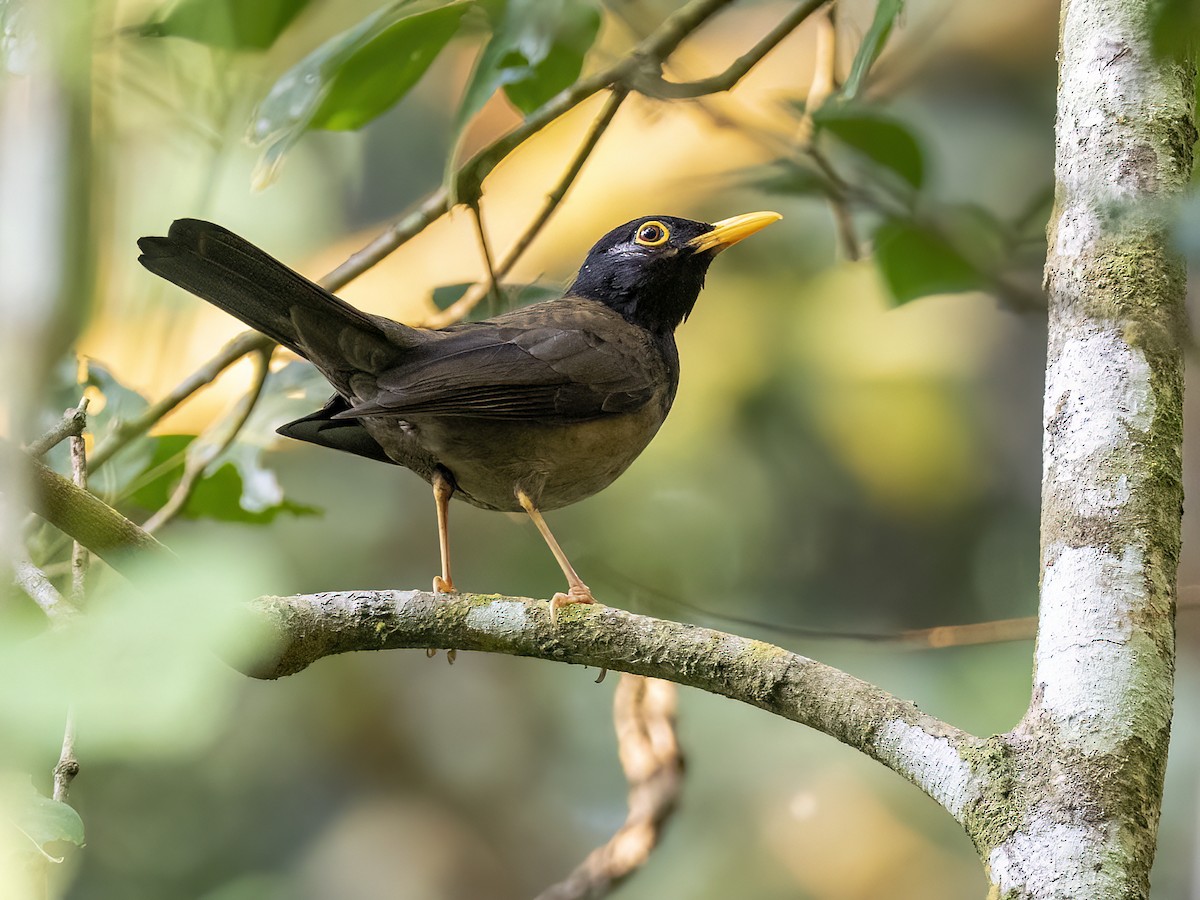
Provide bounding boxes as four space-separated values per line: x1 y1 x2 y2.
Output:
634 221 670 247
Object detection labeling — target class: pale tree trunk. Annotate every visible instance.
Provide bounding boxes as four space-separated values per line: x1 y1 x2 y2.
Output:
976 0 1193 896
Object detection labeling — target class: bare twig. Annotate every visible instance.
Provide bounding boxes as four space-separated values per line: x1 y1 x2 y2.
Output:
52 403 90 804
24 403 89 458
87 329 271 474
52 707 78 803
426 88 629 327
467 202 503 314
141 346 273 534
795 5 838 144
317 188 451 293
12 558 77 627
69 399 90 598
807 145 862 260
536 675 683 900
632 0 828 99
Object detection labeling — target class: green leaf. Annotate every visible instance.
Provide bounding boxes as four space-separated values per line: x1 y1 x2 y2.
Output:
431 282 474 311
250 2 471 187
872 218 984 305
456 0 601 127
448 0 600 200
189 451 321 523
41 358 158 499
121 363 328 524
814 105 923 190
123 434 195 512
2 776 84 862
141 0 312 50
842 0 903 100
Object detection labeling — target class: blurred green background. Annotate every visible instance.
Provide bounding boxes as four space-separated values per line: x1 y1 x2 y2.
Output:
2 0 1198 897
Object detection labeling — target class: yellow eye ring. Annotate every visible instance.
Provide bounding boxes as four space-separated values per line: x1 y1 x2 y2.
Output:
634 220 670 247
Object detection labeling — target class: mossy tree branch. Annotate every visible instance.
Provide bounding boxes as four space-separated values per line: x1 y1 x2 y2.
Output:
241 589 988 824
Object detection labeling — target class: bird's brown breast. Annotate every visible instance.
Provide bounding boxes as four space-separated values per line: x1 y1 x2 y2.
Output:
361 388 671 512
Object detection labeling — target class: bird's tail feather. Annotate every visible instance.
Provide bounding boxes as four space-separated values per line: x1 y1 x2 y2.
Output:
137 219 395 363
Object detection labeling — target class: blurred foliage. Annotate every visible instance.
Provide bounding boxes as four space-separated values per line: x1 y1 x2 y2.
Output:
139 0 315 50
3 0 1199 898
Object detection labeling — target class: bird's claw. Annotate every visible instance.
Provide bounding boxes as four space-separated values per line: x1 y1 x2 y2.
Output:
550 583 595 624
432 575 456 594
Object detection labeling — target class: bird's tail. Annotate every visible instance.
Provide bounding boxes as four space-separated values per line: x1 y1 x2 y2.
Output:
137 219 402 367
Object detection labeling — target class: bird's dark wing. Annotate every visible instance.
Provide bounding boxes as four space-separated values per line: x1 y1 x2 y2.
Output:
336 299 671 423
277 395 397 464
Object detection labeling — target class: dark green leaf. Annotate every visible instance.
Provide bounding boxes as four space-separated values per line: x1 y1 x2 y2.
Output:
456 0 601 129
123 434 194 512
842 0 903 100
814 105 923 190
188 452 321 524
3 776 84 862
40 358 158 499
431 282 473 311
121 363 328 524
310 4 471 131
124 434 321 525
872 218 984 305
250 2 471 187
141 0 312 50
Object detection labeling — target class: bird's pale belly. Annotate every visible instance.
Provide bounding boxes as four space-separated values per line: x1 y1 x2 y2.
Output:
361 403 667 513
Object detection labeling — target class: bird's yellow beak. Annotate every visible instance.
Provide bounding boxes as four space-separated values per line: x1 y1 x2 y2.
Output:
686 211 782 254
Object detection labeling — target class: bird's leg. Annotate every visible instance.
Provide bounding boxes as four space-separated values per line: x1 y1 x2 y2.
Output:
516 489 595 613
432 468 456 594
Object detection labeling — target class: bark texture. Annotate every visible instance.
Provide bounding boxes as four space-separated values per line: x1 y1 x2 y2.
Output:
977 0 1193 896
242 590 987 822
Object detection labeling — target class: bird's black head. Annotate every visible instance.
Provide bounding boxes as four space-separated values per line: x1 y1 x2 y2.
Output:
567 212 781 334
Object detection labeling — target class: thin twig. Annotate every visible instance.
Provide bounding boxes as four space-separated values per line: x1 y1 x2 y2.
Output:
426 88 629 327
632 0 829 99
24 403 89 459
795 5 838 144
468 202 504 315
142 346 274 534
87 329 271 474
52 707 78 803
808 145 862 260
53 402 89 804
317 188 450 293
69 399 90 598
536 675 683 900
12 558 77 627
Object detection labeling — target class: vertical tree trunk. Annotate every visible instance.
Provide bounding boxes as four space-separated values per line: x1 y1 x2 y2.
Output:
975 0 1193 896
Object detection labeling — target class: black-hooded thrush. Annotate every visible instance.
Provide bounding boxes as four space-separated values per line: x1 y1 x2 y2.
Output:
137 211 781 609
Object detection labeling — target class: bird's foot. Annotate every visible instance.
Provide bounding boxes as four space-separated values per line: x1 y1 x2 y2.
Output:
550 583 595 624
432 575 456 594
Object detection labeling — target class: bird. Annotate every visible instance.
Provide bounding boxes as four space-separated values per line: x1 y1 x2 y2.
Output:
137 211 781 610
